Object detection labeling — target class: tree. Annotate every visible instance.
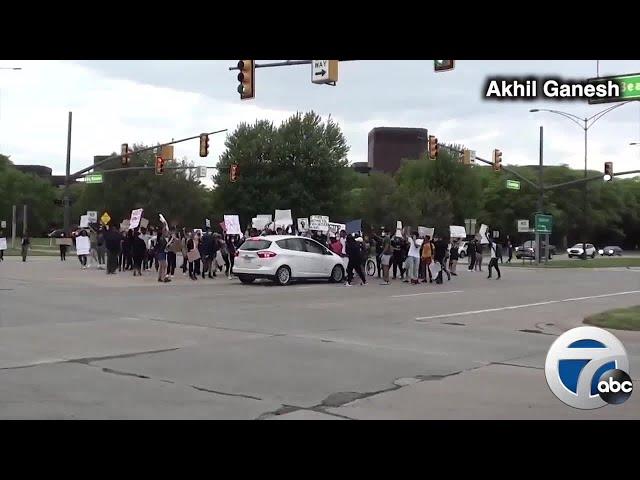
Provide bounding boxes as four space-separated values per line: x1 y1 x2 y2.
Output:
0 154 58 236
71 146 209 228
211 112 351 228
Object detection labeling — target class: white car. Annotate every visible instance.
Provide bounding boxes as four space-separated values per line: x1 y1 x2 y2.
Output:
567 243 597 259
234 235 345 286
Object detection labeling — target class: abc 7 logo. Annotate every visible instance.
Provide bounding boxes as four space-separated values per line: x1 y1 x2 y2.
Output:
545 326 633 410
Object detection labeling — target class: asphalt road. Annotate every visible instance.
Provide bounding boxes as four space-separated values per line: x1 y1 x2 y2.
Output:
1 256 639 419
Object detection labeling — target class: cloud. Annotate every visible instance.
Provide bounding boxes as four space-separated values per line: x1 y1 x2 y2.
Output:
1 59 640 181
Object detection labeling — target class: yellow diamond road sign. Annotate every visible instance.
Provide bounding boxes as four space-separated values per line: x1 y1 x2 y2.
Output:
100 212 111 225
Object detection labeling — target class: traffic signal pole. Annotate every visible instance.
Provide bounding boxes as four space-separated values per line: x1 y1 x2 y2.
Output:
69 128 227 180
63 111 72 233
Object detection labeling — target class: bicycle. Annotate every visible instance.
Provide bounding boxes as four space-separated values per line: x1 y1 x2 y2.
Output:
365 255 378 277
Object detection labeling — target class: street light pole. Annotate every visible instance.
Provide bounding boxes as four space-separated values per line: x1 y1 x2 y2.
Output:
529 101 632 259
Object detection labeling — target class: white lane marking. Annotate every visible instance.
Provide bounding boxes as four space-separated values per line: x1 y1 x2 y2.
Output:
415 290 640 321
392 290 463 298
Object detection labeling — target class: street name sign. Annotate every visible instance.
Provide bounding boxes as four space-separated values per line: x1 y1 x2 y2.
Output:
85 173 103 184
506 180 521 190
588 72 640 104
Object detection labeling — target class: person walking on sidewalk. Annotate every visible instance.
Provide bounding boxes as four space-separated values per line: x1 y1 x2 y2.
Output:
21 234 30 262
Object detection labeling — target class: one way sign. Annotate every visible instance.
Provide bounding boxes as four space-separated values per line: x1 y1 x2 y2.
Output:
311 60 338 85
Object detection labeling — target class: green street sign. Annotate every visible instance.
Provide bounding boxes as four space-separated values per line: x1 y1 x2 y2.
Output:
85 173 103 184
506 180 520 190
588 72 640 104
535 214 552 234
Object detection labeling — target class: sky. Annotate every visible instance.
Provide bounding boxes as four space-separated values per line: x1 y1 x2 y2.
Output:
1 60 640 186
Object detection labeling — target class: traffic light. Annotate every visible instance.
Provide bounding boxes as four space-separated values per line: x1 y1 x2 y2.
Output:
492 149 502 171
229 163 239 182
434 60 455 72
428 135 438 160
237 60 255 100
121 143 129 166
462 149 475 166
604 161 613 181
155 156 165 175
199 133 209 157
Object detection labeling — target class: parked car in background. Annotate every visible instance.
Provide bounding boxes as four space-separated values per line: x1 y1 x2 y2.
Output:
598 245 623 256
567 243 597 258
234 235 345 286
515 240 556 259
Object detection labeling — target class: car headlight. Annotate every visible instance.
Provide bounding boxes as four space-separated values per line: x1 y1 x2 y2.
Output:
599 249 604 255
608 250 613 254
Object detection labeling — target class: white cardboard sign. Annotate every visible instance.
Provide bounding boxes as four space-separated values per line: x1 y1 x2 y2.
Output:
310 215 329 232
75 236 91 255
297 218 309 232
129 208 144 230
274 209 293 228
0 237 7 251
449 225 466 238
79 215 89 228
224 215 241 235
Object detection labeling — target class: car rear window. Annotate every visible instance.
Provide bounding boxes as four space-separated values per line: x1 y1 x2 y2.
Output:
239 239 272 251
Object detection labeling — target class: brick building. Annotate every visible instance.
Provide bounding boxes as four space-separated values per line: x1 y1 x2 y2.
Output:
368 127 429 174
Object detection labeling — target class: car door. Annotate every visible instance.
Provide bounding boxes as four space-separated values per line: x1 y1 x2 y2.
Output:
279 238 313 277
587 244 595 256
302 238 331 276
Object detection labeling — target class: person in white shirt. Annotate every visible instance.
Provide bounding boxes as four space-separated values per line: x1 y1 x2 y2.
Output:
406 232 422 285
486 232 502 280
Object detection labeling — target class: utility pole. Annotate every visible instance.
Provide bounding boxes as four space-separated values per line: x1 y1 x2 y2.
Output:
536 126 543 264
22 204 27 236
11 204 16 248
63 112 72 232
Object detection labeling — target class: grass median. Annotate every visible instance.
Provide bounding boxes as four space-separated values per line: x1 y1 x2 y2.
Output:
503 258 640 268
584 306 640 331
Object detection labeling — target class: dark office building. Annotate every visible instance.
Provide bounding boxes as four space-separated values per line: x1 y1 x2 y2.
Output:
368 127 429 174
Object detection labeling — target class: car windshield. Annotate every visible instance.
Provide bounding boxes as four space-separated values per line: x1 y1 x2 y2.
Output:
239 239 272 251
571 244 585 248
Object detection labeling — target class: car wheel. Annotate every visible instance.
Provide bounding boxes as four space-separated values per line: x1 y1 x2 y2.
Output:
274 266 292 286
591 252 596 259
329 264 344 283
568 255 573 259
238 274 256 284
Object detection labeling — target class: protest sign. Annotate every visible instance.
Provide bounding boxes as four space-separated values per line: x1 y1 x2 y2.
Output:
274 209 293 228
219 221 226 233
75 236 90 255
140 218 149 229
297 218 309 233
310 215 329 232
224 215 241 235
158 213 168 230
120 219 130 231
328 222 346 236
205 219 211 228
419 226 435 239
79 215 89 228
129 208 143 229
87 211 98 223
0 237 7 251
479 224 489 244
252 217 270 230
450 225 466 239
395 220 403 237
345 219 362 234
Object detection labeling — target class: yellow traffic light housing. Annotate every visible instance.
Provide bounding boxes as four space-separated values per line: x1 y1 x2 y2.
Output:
237 60 255 100
428 135 438 160
434 60 455 72
493 149 502 171
155 156 165 175
229 163 239 182
604 161 613 181
199 134 209 157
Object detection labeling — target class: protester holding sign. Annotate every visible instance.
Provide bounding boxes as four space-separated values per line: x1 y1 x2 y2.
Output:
344 235 367 287
76 230 90 269
131 229 147 277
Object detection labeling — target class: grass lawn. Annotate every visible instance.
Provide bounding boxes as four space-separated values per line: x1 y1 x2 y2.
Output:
503 257 640 268
2 237 67 256
585 306 640 331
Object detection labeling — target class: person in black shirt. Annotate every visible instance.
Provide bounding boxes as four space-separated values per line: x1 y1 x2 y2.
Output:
391 236 406 280
449 239 460 276
21 234 30 262
155 230 170 282
345 235 366 286
131 229 147 276
104 225 122 274
434 236 451 283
